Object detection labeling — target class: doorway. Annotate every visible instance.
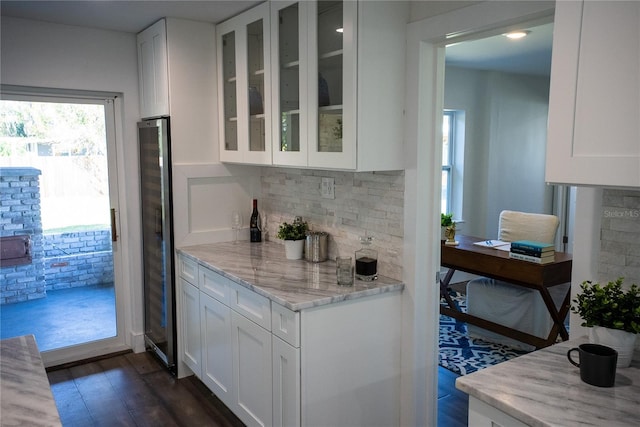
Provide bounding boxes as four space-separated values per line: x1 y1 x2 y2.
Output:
402 2 557 426
0 90 127 366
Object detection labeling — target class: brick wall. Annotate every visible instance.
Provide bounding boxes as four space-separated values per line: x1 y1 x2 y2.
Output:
0 167 46 304
43 230 114 291
261 168 404 280
599 189 640 287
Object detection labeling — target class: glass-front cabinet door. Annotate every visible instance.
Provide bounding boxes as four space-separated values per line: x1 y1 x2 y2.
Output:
272 0 356 169
308 0 356 169
217 2 271 164
271 1 308 166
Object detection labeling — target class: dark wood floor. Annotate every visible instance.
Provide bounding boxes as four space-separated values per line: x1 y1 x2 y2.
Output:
47 351 245 427
48 351 468 427
438 366 469 427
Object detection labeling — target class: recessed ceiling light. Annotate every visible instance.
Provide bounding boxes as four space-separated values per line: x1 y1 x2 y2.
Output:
504 30 531 40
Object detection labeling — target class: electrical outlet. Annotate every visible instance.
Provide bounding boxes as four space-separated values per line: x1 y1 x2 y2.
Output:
321 177 335 199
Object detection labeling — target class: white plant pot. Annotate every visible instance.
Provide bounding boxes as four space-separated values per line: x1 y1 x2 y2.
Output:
284 239 304 260
588 326 637 368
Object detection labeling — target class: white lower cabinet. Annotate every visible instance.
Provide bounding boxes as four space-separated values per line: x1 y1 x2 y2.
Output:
468 397 528 427
200 293 233 409
231 311 273 427
180 277 201 377
177 254 401 427
272 335 300 427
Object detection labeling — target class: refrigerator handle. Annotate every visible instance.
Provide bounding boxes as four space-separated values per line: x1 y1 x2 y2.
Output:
110 208 118 242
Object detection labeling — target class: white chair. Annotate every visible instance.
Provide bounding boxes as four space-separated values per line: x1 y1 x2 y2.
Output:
466 210 570 351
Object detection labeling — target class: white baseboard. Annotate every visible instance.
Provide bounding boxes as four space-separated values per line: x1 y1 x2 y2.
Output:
130 332 146 353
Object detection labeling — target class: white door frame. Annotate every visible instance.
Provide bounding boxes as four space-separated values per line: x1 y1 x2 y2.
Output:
1 87 131 366
402 2 556 425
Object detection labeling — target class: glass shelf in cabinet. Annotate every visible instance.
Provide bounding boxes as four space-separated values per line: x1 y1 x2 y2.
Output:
282 60 300 69
319 105 342 113
319 49 343 60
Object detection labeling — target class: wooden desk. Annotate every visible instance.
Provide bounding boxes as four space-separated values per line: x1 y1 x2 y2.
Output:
440 235 572 348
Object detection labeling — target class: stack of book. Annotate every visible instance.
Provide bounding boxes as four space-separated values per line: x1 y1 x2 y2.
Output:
509 240 555 264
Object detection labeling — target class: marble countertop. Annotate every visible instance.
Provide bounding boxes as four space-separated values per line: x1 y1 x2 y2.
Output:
456 336 639 426
177 241 404 311
1 335 62 426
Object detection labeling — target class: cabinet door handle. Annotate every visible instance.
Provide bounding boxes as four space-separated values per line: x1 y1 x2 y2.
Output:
110 208 118 242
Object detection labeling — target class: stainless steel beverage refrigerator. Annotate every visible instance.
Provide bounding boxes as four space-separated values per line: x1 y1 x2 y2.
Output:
138 118 175 372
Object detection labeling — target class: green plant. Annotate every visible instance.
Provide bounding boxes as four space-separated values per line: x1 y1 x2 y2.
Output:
571 278 640 334
276 217 308 241
441 213 454 227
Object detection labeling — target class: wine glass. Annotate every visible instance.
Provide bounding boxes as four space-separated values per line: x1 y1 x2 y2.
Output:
231 211 243 244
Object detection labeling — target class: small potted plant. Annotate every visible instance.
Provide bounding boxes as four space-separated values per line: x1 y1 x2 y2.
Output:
571 278 640 367
441 213 456 244
276 217 308 260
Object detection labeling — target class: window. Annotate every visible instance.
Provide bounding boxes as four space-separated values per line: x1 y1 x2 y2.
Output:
441 110 454 214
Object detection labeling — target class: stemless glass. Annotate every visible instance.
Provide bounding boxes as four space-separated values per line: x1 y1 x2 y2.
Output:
231 211 243 243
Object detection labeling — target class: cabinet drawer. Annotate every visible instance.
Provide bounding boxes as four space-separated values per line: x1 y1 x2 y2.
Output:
199 266 232 305
229 283 271 331
271 303 300 348
178 256 198 285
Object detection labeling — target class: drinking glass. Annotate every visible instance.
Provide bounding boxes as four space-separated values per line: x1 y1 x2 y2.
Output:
231 211 243 243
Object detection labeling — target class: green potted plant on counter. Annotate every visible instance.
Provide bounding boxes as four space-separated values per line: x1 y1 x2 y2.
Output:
571 277 640 367
277 217 308 260
441 213 453 242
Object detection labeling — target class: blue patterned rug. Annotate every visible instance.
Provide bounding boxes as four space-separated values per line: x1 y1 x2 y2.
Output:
439 292 530 375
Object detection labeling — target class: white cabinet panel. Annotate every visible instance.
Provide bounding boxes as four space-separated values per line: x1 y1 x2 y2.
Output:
199 265 232 305
180 278 201 377
229 283 271 330
231 311 273 427
178 256 197 285
137 19 169 119
546 0 640 187
272 335 300 427
271 302 300 347
200 292 234 410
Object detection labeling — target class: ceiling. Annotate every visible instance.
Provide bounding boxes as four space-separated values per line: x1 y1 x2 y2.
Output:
446 22 554 76
0 1 266 33
1 1 552 76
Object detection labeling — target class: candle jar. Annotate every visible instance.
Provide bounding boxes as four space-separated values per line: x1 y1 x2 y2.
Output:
355 236 377 281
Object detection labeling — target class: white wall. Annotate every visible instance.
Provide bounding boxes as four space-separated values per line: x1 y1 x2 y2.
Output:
444 66 553 238
1 16 144 354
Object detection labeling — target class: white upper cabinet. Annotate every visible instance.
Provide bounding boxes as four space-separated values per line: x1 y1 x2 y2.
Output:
217 3 272 165
546 0 640 187
271 0 408 171
137 19 169 119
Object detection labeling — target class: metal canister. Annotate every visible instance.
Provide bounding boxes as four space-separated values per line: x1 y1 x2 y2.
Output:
305 231 328 262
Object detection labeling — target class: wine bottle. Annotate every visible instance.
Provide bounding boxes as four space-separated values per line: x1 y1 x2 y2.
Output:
250 199 261 242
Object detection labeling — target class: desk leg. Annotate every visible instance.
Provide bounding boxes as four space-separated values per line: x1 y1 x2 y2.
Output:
538 286 570 346
439 268 457 310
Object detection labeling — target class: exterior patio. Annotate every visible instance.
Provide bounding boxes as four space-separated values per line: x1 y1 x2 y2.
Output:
0 283 116 352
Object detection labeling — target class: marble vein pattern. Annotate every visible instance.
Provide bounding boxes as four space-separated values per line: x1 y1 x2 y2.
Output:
177 241 404 311
0 335 62 426
455 336 640 427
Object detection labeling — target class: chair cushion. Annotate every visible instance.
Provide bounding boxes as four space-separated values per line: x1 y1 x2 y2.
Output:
498 210 559 243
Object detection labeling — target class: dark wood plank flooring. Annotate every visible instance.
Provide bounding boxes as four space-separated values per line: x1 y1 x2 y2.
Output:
47 351 468 426
47 351 245 427
438 366 469 427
